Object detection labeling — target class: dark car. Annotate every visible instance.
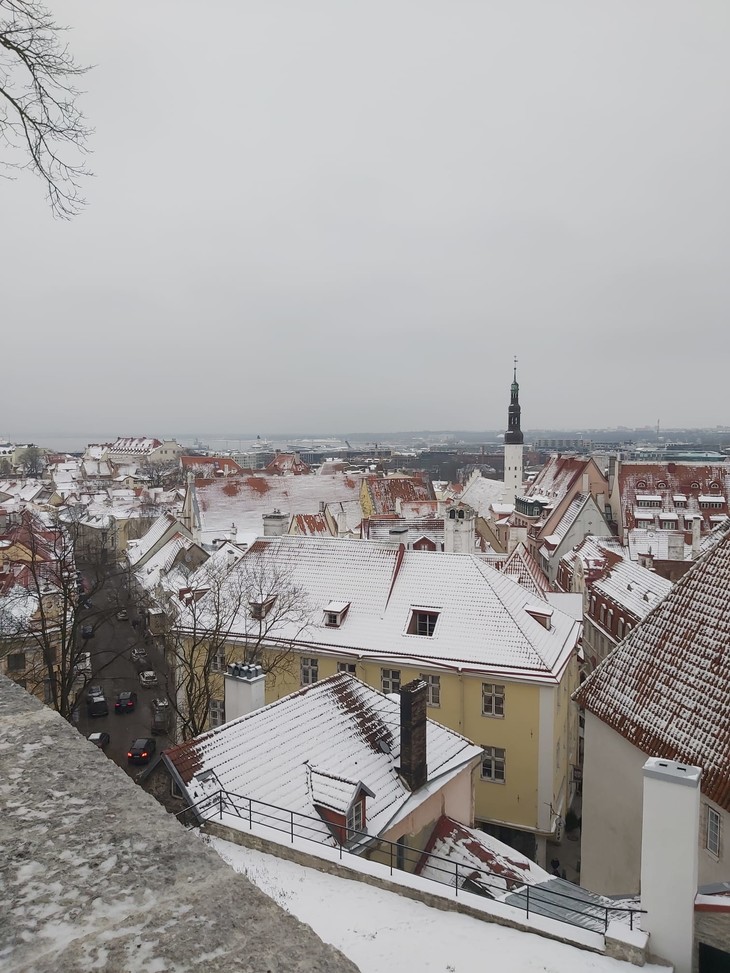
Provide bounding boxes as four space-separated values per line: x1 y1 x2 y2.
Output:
127 738 156 764
81 624 94 639
88 731 110 749
87 695 109 718
151 697 169 735
115 690 138 713
86 684 104 701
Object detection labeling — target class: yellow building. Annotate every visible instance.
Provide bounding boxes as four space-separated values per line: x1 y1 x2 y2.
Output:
174 535 582 865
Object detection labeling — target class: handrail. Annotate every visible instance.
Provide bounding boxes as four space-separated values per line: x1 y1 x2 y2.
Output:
176 787 645 935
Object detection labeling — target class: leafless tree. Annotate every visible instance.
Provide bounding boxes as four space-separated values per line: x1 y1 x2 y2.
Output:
158 551 311 740
0 0 91 216
0 509 122 719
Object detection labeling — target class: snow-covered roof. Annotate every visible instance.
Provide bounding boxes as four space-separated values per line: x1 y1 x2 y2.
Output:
590 553 672 621
627 529 691 561
127 513 182 566
617 461 730 534
416 815 550 895
362 477 435 515
499 544 551 600
455 472 507 519
574 530 730 811
109 437 163 453
182 536 581 682
194 474 363 548
290 512 332 536
164 673 482 842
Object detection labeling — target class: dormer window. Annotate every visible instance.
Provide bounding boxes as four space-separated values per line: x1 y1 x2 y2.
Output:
250 595 276 620
407 609 439 637
324 601 350 628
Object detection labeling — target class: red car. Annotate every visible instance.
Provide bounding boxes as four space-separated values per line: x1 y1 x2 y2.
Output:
115 690 138 713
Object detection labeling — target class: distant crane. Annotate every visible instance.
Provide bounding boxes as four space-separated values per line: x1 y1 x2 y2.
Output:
345 440 351 449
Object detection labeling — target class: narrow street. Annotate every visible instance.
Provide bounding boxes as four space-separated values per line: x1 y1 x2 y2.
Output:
75 570 171 778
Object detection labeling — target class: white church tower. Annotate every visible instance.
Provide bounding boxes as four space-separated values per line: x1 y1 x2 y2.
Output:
503 359 524 509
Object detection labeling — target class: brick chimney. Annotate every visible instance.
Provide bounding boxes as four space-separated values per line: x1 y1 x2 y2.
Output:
399 679 428 791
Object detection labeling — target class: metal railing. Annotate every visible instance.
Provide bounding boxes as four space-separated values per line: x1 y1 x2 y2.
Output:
175 788 645 935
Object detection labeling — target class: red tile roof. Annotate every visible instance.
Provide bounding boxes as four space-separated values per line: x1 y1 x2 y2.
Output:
363 477 435 515
574 531 730 811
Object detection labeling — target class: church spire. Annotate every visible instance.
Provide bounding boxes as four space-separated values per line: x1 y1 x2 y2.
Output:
505 357 523 445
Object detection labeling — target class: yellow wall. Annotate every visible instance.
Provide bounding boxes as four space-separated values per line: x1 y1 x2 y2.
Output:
190 641 578 841
259 649 547 834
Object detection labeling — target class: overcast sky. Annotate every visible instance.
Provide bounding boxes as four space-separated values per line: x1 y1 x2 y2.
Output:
2 1 729 441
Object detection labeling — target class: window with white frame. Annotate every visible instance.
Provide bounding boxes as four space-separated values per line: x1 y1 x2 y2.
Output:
210 649 226 672
482 683 505 717
407 610 439 637
301 657 319 685
337 661 357 675
707 806 721 858
481 746 506 783
420 673 441 707
381 668 401 694
209 698 225 727
346 800 363 840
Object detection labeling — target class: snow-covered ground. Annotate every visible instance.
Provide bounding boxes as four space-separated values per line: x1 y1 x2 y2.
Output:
209 837 664 973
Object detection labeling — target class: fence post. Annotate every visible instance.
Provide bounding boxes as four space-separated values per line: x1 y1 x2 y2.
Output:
219 791 223 820
525 885 530 920
390 840 393 876
455 863 459 898
630 910 634 932
249 798 252 830
605 907 609 934
290 810 294 843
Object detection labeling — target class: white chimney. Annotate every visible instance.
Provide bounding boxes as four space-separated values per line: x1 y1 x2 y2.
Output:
224 663 266 720
691 517 701 556
640 757 701 973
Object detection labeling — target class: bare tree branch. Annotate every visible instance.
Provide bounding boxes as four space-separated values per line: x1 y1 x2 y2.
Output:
150 550 311 741
0 0 92 217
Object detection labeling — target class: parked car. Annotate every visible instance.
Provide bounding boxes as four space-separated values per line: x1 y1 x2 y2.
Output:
87 695 109 718
127 738 156 764
81 624 94 639
86 684 104 701
88 731 110 749
151 697 170 735
115 690 138 713
116 609 128 621
75 652 92 675
139 670 158 688
131 647 149 666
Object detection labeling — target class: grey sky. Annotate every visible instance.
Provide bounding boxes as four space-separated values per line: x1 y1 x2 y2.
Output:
2 1 729 439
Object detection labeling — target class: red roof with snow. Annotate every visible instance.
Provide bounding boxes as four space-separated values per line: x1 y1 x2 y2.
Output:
574 531 730 811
